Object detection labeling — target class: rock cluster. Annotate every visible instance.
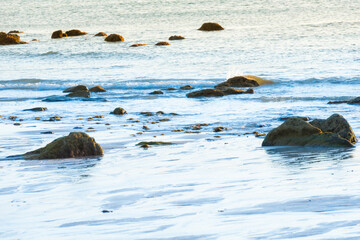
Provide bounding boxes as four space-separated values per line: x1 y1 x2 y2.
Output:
0 32 27 45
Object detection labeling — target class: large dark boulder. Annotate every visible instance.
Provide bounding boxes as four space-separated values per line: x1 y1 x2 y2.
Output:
65 29 87 37
0 32 27 45
63 85 88 93
310 114 357 144
51 30 67 39
23 132 103 160
198 22 224 31
216 75 273 88
105 34 124 42
262 116 355 147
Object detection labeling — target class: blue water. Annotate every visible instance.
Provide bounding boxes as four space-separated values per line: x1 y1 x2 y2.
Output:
1 0 360 239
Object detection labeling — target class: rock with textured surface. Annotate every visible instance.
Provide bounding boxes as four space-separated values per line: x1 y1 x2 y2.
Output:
111 107 127 115
23 132 103 160
95 32 107 37
169 35 185 40
66 91 90 98
51 30 67 39
310 114 357 144
105 34 124 42
155 41 170 46
65 29 87 36
216 75 273 88
63 85 88 93
262 117 355 147
198 22 224 31
0 32 27 45
186 89 224 98
89 86 106 92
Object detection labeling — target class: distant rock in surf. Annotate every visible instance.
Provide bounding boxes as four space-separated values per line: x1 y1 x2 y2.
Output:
169 35 185 40
51 30 67 39
105 34 124 42
198 22 224 31
180 85 194 90
155 41 170 46
8 30 23 34
23 107 48 112
216 75 273 88
328 97 360 105
63 85 89 93
262 114 356 147
65 29 87 37
149 90 164 95
94 32 107 37
23 132 103 160
111 107 127 115
0 32 27 45
130 43 147 47
89 86 106 92
66 91 90 98
186 87 254 98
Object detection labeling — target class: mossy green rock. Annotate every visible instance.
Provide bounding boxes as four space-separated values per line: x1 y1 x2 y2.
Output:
23 132 103 160
262 117 354 147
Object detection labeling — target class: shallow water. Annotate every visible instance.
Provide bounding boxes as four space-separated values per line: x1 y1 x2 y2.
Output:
1 0 360 239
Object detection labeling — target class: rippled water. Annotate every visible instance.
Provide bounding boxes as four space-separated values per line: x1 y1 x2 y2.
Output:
1 0 360 239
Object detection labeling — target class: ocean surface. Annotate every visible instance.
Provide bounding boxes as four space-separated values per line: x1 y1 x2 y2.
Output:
1 0 360 239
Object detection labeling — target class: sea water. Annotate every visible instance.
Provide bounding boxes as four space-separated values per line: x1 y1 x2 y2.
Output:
1 0 360 239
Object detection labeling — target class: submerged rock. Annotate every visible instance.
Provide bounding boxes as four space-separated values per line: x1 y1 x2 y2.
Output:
169 35 185 40
111 107 127 115
130 43 147 47
63 85 88 93
89 86 106 92
8 30 23 34
198 22 224 31
23 132 103 160
136 141 173 146
65 29 87 37
0 32 27 45
216 75 273 88
328 97 360 105
262 116 355 147
51 30 66 39
180 85 194 90
66 91 90 98
155 41 170 46
149 90 164 95
214 126 227 132
105 34 124 42
24 107 48 112
186 89 224 98
95 32 107 37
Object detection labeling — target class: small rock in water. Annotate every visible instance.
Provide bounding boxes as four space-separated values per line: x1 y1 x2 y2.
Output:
73 127 82 129
24 107 48 112
143 125 149 130
8 30 24 34
102 210 113 213
41 131 54 134
149 90 164 95
66 91 90 98
111 107 127 115
14 123 21 126
198 22 224 31
140 112 153 116
51 30 66 39
214 127 227 132
130 43 147 47
89 86 106 92
105 34 124 42
65 29 87 37
0 32 27 45
169 35 185 40
95 32 107 37
156 111 164 115
63 85 89 93
187 89 224 98
180 85 194 90
155 41 170 46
